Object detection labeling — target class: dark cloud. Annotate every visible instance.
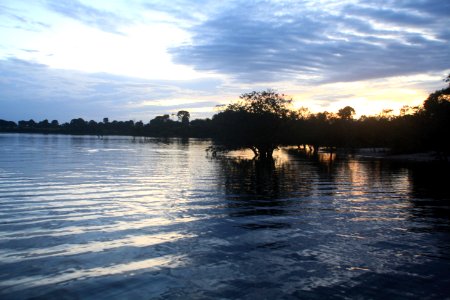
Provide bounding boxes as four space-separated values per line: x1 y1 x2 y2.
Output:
343 5 430 26
394 0 450 17
46 0 129 34
169 0 450 83
0 59 223 122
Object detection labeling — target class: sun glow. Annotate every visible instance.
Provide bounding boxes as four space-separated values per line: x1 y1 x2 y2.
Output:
291 77 433 117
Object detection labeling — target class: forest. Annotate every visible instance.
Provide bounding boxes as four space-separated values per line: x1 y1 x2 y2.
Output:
1 76 449 159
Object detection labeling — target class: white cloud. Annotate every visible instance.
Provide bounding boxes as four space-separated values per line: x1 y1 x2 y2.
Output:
0 0 449 121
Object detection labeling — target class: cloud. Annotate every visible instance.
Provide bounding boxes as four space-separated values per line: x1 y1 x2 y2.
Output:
46 0 130 34
343 5 430 26
2 0 448 122
395 0 450 17
0 58 224 122
0 4 50 32
169 0 450 83
141 0 224 25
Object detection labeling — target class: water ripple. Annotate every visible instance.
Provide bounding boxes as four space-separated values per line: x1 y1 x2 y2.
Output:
0 134 449 299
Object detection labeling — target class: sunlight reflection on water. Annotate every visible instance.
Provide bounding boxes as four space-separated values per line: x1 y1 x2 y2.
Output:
0 134 449 299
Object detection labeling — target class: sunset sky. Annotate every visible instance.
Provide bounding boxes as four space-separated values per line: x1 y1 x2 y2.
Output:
1 0 449 122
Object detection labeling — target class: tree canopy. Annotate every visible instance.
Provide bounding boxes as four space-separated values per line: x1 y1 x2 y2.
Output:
226 90 292 117
212 90 292 159
337 106 356 120
177 110 190 124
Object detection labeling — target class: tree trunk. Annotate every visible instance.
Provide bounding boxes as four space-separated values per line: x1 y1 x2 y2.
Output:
312 144 319 156
255 145 274 160
250 146 259 158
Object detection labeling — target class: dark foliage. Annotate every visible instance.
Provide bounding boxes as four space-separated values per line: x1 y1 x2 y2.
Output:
1 77 449 160
211 90 292 159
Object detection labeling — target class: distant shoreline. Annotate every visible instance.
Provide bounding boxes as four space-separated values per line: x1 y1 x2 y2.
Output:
1 132 448 163
353 149 447 163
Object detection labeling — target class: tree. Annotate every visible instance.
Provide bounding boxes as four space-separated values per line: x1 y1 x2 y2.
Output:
68 118 88 133
297 107 311 120
379 109 394 120
399 105 420 116
227 90 291 117
150 114 170 125
423 85 450 118
177 110 190 125
70 118 87 127
0 119 17 129
38 119 50 128
421 74 450 156
18 119 36 128
212 90 292 159
337 106 356 120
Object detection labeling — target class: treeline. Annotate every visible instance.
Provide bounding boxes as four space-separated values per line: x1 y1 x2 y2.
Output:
0 114 214 138
1 77 449 157
209 80 449 158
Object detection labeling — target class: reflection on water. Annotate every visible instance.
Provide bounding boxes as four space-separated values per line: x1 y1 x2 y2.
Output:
0 134 449 299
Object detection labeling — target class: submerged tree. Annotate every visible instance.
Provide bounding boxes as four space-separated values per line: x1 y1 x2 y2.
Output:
212 90 292 159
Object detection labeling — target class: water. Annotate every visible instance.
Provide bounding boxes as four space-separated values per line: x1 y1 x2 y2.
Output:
0 134 449 299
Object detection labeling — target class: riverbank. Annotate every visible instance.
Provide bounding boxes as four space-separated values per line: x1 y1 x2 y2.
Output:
354 148 447 162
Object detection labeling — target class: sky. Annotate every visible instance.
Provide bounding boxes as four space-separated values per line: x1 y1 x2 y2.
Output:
0 0 449 122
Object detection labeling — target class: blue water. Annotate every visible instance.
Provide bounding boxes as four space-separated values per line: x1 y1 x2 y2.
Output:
0 134 449 299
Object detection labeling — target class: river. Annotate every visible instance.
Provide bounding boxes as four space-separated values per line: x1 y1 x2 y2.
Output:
0 134 449 299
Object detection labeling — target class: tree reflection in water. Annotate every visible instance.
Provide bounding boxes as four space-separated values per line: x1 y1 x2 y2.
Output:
216 154 315 219
204 149 450 298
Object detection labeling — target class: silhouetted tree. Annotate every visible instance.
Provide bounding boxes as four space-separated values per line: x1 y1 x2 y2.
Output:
337 106 356 120
0 119 17 130
150 114 171 125
334 107 356 149
190 118 213 137
177 110 190 125
38 119 50 128
65 118 88 134
305 112 337 154
399 105 420 116
212 90 292 159
18 119 36 129
379 109 394 120
421 75 450 156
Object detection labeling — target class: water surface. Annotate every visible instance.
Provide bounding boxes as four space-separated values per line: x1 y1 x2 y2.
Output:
0 134 449 299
